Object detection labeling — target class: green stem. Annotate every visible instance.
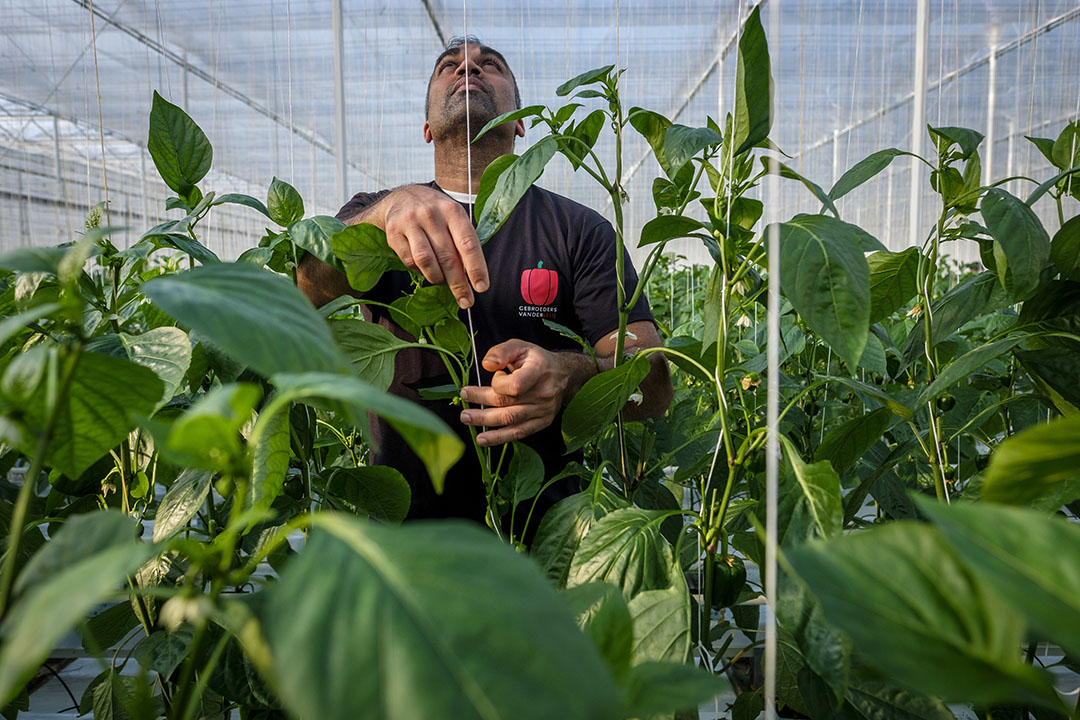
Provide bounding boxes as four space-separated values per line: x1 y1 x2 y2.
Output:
0 345 82 618
920 160 950 503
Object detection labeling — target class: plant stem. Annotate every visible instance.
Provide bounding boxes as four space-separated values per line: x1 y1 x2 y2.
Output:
920 162 950 503
0 345 82 618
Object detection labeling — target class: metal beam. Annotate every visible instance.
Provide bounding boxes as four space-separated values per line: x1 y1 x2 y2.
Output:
331 0 348 205
909 0 930 249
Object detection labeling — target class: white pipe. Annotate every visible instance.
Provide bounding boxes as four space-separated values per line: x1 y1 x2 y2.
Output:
909 0 930 249
331 0 348 206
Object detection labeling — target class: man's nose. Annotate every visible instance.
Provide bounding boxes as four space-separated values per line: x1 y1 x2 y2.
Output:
455 57 481 76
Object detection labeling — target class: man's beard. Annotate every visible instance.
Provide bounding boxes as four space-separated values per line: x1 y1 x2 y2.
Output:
431 86 502 145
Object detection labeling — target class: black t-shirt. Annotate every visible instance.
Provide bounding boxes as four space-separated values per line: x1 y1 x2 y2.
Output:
335 182 654 524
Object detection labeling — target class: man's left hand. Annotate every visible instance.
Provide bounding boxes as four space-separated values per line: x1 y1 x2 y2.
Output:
458 339 591 447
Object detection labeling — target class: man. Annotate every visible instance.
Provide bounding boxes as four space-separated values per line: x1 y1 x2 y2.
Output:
298 37 671 528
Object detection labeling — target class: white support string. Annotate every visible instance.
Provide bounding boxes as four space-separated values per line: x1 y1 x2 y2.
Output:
461 7 484 391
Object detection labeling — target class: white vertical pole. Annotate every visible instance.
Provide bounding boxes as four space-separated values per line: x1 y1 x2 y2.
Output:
52 115 67 236
181 49 189 109
764 2 781 718
984 47 997 185
1006 120 1015 195
331 0 348 206
832 128 841 185
909 0 930 249
717 56 725 125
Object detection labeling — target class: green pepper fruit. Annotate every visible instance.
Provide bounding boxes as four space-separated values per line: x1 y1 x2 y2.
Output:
711 554 747 608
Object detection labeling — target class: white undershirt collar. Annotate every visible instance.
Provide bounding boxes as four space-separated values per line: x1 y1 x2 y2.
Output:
441 188 477 205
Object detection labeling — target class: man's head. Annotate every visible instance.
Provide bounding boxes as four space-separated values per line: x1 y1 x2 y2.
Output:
423 36 524 146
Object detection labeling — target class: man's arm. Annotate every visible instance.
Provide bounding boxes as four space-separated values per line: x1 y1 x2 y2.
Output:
296 184 489 309
458 320 672 447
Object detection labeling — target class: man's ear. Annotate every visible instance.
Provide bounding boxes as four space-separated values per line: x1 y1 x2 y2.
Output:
423 122 433 143
515 119 525 138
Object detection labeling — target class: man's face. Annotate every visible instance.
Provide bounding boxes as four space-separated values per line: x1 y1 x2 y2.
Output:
424 44 522 144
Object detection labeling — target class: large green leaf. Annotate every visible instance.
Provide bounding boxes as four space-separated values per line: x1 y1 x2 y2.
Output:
562 355 650 452
867 248 920 323
626 583 691 665
473 154 518 222
914 336 1026 407
627 107 672 177
14 510 137 595
147 91 212 198
153 469 212 542
781 436 843 538
1051 215 1080 281
324 466 411 524
330 318 410 391
917 499 1080 660
1052 121 1080 195
901 271 1009 363
981 415 1080 505
664 124 721 177
266 177 304 226
844 677 956 720
789 522 1061 708
531 485 628 587
118 327 191 412
767 159 842 219
18 350 163 479
928 125 984 160
475 138 558 242
0 303 61 349
0 537 154 706
210 192 271 219
638 215 708 248
623 661 727 718
562 582 634 680
566 508 679 598
249 405 290 513
289 215 345 269
269 372 462 494
775 214 872 370
813 407 893 478
330 223 409 293
555 65 613 97
731 5 772 156
776 574 850 703
261 515 622 720
829 148 909 201
142 262 348 377
1017 348 1080 411
473 105 545 144
160 383 261 473
982 189 1051 300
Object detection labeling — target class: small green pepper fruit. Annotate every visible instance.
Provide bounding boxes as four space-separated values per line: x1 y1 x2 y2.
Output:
711 554 747 609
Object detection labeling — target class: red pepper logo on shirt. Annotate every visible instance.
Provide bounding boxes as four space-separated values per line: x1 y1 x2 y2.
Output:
520 261 559 306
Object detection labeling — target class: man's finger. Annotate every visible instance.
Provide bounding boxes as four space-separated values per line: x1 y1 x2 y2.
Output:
459 385 515 407
403 227 446 286
481 339 529 372
489 364 542 398
424 222 474 308
475 417 551 447
459 403 534 429
447 210 489 293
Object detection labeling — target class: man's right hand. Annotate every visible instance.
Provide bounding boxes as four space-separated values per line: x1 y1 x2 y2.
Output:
367 185 489 308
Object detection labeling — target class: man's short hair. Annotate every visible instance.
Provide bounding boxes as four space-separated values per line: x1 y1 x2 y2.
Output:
425 36 522 119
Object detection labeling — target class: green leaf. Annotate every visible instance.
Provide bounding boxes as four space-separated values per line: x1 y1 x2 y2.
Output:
914 336 1026 407
211 192 271 219
269 372 463 494
79 602 140 655
266 177 305 226
1051 215 1080 281
14 510 138 595
1017 348 1080 410
857 332 888 376
766 160 842 219
405 284 459 327
14 350 163 479
142 262 348 377
532 485 628 588
565 109 605 169
133 628 193 678
506 441 544 505
163 383 261 473
844 677 956 720
981 415 1080 505
331 222 409 293
430 317 470 355
901 271 1009 362
153 469 212 542
829 148 909 201
627 584 691 664
789 521 1061 708
664 124 721 177
1027 135 1058 166
775 214 871 370
867 247 920 323
567 508 679 597
261 515 622 720
627 107 672 177
780 436 843 538
776 574 850 703
562 582 634 680
473 154 517 222
562 354 650 452
324 466 411 524
814 407 893 477
289 215 345 269
0 541 154 707
146 232 220 266
555 65 614 97
638 215 708 248
0 302 61 349
623 661 727 718
982 189 1051 300
475 138 558 242
731 5 772 156
119 327 191 412
1025 165 1080 207
928 125 984 160
147 91 212 197
1052 121 1080 188
250 405 290 513
331 318 410 391
473 105 545 144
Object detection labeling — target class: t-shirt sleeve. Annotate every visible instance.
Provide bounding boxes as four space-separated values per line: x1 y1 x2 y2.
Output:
335 189 392 222
570 219 655 347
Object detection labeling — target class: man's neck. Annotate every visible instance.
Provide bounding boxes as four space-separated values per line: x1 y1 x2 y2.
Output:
432 133 514 194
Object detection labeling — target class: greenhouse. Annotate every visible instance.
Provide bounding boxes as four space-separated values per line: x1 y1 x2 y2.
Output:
1 0 1079 718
